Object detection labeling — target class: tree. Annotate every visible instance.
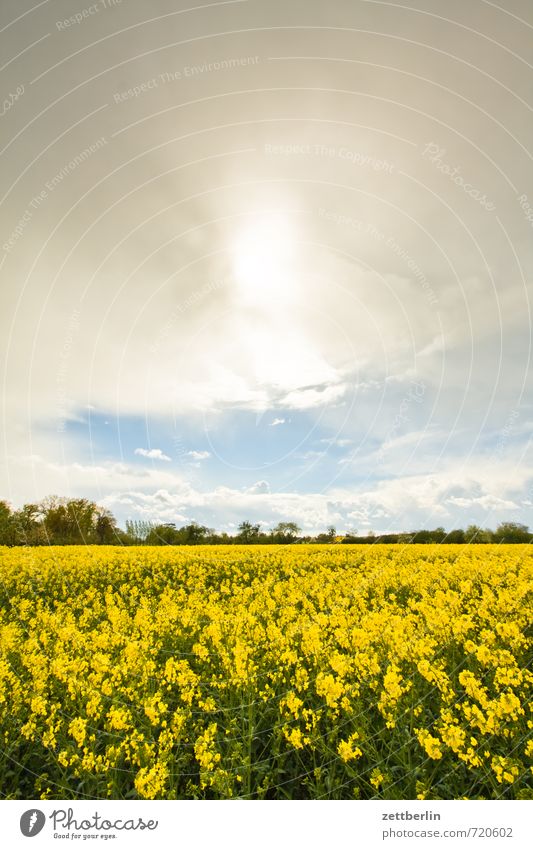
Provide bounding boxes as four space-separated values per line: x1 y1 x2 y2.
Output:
0 501 14 546
181 522 211 544
146 523 182 545
238 521 261 542
0 501 27 545
411 530 432 543
492 522 531 544
315 525 339 543
125 519 154 544
271 521 301 542
445 529 466 544
95 509 118 544
39 496 99 544
464 524 492 544
12 503 46 545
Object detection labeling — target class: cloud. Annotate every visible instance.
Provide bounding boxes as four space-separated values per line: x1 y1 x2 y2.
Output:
1 3 532 530
5 447 533 534
281 382 348 410
134 448 171 462
320 437 353 447
246 480 270 494
445 494 518 511
95 461 533 533
186 450 211 461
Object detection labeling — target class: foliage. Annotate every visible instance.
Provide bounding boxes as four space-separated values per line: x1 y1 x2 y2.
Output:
124 519 154 544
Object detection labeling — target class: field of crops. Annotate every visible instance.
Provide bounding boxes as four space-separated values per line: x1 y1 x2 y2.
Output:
0 544 531 800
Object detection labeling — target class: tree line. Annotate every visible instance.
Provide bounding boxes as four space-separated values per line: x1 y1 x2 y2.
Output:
0 496 531 546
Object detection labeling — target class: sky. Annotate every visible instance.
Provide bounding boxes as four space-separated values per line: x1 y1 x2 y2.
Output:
1 0 532 534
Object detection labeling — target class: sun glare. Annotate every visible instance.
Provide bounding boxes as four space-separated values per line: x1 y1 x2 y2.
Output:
232 216 299 307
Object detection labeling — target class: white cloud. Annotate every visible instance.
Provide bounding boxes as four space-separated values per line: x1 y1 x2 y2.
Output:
320 437 353 447
2 9 532 525
246 480 270 494
4 448 533 534
295 450 326 461
281 382 348 410
445 494 518 511
186 450 211 461
134 448 171 462
98 462 533 533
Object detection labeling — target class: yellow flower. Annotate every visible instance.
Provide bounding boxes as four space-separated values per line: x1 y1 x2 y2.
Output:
338 732 362 762
440 723 466 753
194 723 221 771
370 768 386 789
134 762 169 799
282 691 303 718
285 728 306 749
491 756 519 784
107 706 130 731
316 672 344 709
58 750 70 767
68 717 87 747
144 694 167 726
0 542 530 800
416 729 443 760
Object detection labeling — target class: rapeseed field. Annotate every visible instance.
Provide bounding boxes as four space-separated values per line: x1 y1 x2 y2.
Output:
0 544 531 799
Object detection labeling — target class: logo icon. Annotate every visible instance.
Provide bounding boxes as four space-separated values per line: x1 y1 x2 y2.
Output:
20 810 46 837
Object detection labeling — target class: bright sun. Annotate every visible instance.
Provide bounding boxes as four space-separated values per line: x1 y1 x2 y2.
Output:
231 215 299 308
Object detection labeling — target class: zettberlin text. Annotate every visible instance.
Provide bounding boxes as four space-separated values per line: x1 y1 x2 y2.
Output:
382 811 441 821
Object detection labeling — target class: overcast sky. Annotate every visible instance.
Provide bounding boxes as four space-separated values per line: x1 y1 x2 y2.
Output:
1 0 532 533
